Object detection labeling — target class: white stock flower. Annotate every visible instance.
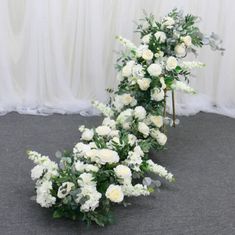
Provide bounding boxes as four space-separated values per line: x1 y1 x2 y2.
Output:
128 134 137 146
124 151 142 172
57 182 75 199
142 49 154 61
181 35 192 47
105 184 124 203
154 31 166 43
151 88 165 101
171 81 195 94
166 56 178 71
141 34 151 44
81 129 94 141
114 165 132 180
150 129 167 145
150 115 163 128
147 63 162 77
31 165 44 180
134 106 146 120
137 78 151 91
138 122 150 137
122 183 150 197
95 125 111 136
174 43 186 57
181 61 205 70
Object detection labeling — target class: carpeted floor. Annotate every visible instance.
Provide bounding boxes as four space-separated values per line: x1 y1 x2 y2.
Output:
0 112 234 235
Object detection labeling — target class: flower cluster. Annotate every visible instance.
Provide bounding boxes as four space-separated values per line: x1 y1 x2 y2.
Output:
28 9 222 227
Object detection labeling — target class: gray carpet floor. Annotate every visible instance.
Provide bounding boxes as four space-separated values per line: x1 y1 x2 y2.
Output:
0 112 234 235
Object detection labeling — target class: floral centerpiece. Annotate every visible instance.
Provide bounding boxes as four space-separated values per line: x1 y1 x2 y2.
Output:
27 9 223 226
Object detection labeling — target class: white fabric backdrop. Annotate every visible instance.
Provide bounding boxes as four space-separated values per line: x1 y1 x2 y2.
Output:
0 0 234 117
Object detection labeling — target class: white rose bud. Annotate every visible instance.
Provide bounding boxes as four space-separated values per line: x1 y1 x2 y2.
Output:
166 56 178 71
182 35 192 47
81 129 94 141
174 43 186 57
142 49 153 61
138 122 150 137
137 78 151 91
150 115 163 128
147 64 162 77
154 31 166 43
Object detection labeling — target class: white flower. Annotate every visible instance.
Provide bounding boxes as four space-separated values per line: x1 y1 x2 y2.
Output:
57 182 75 199
120 94 136 106
36 181 56 208
105 184 124 203
116 36 137 51
166 56 178 71
31 165 44 180
147 64 162 77
171 80 195 94
78 125 85 132
109 130 120 137
116 109 133 125
74 160 85 172
124 151 142 171
150 115 163 128
122 60 135 77
122 183 150 197
85 164 99 172
182 35 192 47
77 173 96 187
151 88 165 101
138 122 150 137
137 78 151 91
142 49 154 61
174 43 186 57
154 31 166 43
73 143 91 157
147 159 174 182
160 77 166 89
134 145 144 157
181 61 205 70
95 125 111 136
102 117 116 129
142 34 151 44
114 165 132 180
98 149 119 164
85 149 99 162
162 16 175 28
155 51 164 58
136 44 148 57
150 129 167 145
128 134 137 146
81 129 94 141
132 64 144 78
134 106 146 120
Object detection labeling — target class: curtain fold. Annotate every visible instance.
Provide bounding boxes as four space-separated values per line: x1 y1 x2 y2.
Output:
0 0 234 117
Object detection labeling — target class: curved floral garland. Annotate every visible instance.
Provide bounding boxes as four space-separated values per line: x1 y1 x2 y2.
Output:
27 9 223 226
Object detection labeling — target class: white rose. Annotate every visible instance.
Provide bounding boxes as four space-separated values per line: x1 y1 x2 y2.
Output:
182 35 192 47
136 44 148 57
138 122 150 137
142 49 153 61
137 78 151 91
122 61 135 77
85 149 99 161
142 34 151 44
102 117 116 129
151 88 165 101
134 106 146 120
150 115 163 128
132 64 144 78
147 64 162 77
155 51 164 58
114 165 132 179
174 43 186 57
95 125 111 136
154 31 166 43
166 56 178 71
57 182 75 199
77 173 96 187
81 129 94 141
150 129 167 145
105 184 124 203
98 149 119 164
121 94 134 106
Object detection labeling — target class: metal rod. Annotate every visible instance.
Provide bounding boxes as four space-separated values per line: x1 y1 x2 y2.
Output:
172 90 176 128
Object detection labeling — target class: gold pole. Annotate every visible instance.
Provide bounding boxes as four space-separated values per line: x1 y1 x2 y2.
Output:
172 90 176 128
163 89 167 133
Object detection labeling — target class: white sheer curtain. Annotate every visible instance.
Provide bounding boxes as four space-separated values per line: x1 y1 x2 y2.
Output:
0 0 234 117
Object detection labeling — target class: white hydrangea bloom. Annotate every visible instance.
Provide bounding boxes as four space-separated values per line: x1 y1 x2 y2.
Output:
31 165 44 180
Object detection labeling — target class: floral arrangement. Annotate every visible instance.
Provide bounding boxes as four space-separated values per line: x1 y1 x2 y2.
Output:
28 9 223 227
